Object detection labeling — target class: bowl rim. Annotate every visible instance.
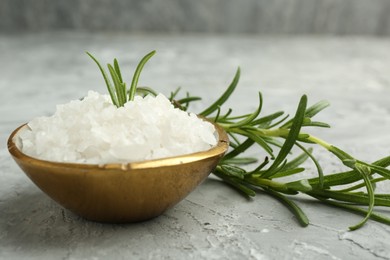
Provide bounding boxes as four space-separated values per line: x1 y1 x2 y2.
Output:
8 121 229 170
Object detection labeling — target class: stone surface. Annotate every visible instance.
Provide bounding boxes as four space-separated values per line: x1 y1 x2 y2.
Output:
1 32 390 259
1 0 390 36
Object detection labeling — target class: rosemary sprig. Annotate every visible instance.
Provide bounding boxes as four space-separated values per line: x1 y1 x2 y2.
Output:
87 50 156 107
198 72 390 230
90 51 390 230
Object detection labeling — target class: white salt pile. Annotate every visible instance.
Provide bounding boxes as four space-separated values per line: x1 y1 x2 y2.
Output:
17 91 217 164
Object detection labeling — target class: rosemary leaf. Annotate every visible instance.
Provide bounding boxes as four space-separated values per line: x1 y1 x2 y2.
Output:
311 196 390 226
262 95 307 178
219 165 247 179
129 50 156 101
262 188 309 227
108 64 126 106
226 93 263 128
337 177 386 192
86 52 119 107
251 111 285 127
280 147 312 171
223 138 255 160
169 87 181 101
221 157 258 165
302 121 331 128
304 100 330 118
136 86 158 97
200 67 240 117
295 143 324 188
272 168 305 179
213 170 256 197
307 189 390 207
114 58 123 83
281 100 330 129
239 129 275 159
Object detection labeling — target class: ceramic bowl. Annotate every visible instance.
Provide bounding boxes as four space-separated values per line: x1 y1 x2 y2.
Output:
7 122 228 223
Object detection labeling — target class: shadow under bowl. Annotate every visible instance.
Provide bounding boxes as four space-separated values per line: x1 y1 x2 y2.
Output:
7 122 229 223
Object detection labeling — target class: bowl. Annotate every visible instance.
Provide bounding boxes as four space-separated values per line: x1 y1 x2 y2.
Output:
7 121 229 223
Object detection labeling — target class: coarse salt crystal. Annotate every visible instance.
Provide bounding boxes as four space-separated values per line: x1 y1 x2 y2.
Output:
18 91 218 164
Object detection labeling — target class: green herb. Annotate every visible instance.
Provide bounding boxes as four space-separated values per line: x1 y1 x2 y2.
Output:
90 51 390 230
87 51 156 107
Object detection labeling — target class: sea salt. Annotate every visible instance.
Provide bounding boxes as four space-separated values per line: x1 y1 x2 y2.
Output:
17 91 217 164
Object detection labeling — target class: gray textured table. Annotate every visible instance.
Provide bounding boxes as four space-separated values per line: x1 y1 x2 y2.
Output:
1 32 390 260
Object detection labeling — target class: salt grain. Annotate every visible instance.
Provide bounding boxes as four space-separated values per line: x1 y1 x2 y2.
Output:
18 91 217 164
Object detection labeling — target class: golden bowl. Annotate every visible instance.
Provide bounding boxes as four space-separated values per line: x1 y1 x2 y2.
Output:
7 122 228 223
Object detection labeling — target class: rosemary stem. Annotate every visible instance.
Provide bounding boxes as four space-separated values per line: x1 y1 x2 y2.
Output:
245 176 293 194
305 135 332 150
224 127 290 138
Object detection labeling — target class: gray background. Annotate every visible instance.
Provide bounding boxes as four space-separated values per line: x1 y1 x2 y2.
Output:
1 0 390 35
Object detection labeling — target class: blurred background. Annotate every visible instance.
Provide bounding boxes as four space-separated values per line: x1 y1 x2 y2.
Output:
1 0 390 35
